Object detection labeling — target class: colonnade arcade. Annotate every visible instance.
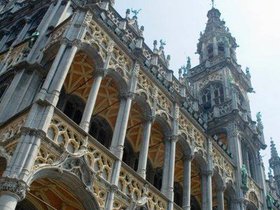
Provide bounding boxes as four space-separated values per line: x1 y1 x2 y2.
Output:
28 44 236 209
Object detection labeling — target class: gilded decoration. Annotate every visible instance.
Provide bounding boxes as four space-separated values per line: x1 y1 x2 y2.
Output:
197 71 223 89
47 113 114 182
245 177 261 207
84 20 113 61
178 111 206 156
33 145 59 169
45 19 69 49
212 147 235 183
108 45 132 79
0 114 26 143
113 198 128 210
47 115 87 154
137 70 155 107
0 41 29 71
118 166 167 210
93 180 107 209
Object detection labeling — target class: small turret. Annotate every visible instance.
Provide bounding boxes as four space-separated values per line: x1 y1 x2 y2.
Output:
196 6 238 63
269 138 280 195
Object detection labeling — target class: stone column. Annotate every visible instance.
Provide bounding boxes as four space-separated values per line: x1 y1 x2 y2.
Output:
137 117 153 178
161 136 177 210
79 71 104 132
105 62 139 210
202 43 207 61
201 170 213 210
37 43 67 100
0 179 27 210
213 36 218 56
182 155 193 210
217 186 225 210
48 43 78 105
80 41 114 132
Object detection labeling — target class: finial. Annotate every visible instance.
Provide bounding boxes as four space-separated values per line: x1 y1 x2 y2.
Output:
153 40 158 52
126 9 130 19
186 57 191 69
159 39 166 50
212 0 215 8
131 8 141 19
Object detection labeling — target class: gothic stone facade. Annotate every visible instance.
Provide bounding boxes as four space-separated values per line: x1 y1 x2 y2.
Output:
0 0 276 210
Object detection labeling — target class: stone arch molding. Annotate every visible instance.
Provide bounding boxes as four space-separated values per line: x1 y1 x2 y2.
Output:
0 146 11 164
27 154 101 210
126 196 149 210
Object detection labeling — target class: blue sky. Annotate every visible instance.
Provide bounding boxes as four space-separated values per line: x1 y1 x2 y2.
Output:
114 0 280 174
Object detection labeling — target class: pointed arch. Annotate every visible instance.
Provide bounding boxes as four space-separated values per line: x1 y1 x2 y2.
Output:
27 168 100 210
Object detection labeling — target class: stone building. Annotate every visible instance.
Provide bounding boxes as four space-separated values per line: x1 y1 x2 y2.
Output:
0 0 277 209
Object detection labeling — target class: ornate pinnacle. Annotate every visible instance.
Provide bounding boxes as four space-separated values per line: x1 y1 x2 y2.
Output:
270 138 279 158
153 40 158 52
211 0 215 8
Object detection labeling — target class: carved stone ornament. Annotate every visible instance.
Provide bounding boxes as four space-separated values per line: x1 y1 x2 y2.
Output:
0 178 28 201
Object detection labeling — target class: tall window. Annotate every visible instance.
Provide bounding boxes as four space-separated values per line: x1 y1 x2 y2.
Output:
201 83 224 109
58 93 85 125
25 8 47 39
207 43 214 59
89 116 112 149
4 20 25 50
0 82 9 104
218 42 225 56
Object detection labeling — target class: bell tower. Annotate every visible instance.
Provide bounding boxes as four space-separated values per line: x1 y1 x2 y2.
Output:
187 4 267 209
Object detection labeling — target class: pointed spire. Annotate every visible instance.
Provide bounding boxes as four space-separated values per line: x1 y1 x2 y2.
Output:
270 138 279 158
211 0 215 8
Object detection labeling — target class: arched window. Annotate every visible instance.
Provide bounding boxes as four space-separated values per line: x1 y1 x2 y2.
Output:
202 86 211 109
248 151 256 180
154 168 163 190
4 20 25 49
218 42 225 56
89 116 112 149
174 182 183 207
58 93 85 125
201 83 224 109
207 43 214 59
0 83 9 103
123 141 136 169
191 195 201 210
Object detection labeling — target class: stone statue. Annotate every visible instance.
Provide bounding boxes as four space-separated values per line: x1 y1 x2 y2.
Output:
159 39 166 50
256 111 264 130
266 194 274 209
186 56 191 73
28 31 40 48
245 67 251 79
256 112 262 123
131 8 141 19
241 164 248 188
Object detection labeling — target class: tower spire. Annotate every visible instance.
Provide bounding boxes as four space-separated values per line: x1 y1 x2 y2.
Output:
211 0 215 8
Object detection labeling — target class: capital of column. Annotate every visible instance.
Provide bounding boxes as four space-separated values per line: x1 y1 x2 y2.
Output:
143 114 155 123
167 135 179 143
61 37 82 48
201 169 213 176
119 91 135 100
21 127 46 139
183 153 194 161
0 178 28 201
94 68 107 78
